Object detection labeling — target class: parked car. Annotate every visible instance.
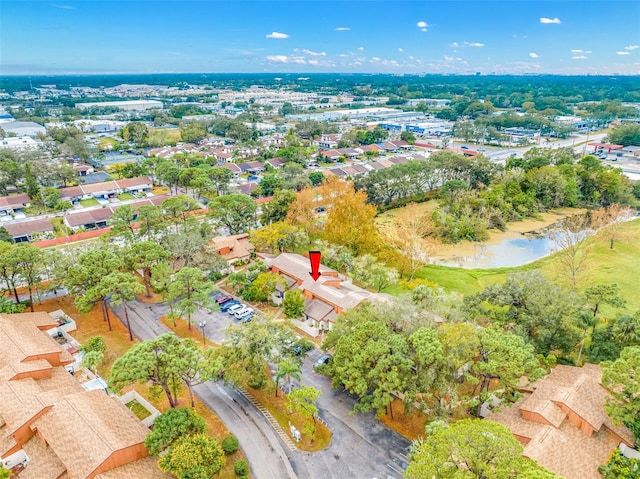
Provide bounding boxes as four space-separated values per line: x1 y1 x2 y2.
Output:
211 291 224 300
247 175 259 181
238 311 254 322
234 307 253 319
314 354 332 369
216 295 234 305
227 303 245 315
219 300 240 312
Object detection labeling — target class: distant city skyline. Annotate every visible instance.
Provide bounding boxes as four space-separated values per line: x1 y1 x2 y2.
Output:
1 1 639 75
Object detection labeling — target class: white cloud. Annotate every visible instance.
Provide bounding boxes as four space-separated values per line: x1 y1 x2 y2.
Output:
571 49 591 54
371 57 381 62
302 49 326 56
617 51 631 55
453 41 485 48
266 54 305 64
625 45 639 50
335 27 350 31
420 28 428 32
444 55 454 61
266 32 289 39
398 48 403 53
409 55 414 60
51 4 76 10
357 46 364 51
529 52 539 58
571 55 588 60
540 17 561 24
417 21 428 28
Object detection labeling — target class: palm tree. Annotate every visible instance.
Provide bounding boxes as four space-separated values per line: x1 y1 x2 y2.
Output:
275 359 301 397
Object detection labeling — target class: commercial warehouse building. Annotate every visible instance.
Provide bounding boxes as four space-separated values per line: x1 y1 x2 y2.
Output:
75 100 163 112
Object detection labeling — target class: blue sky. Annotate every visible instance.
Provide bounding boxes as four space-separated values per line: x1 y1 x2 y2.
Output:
1 1 639 75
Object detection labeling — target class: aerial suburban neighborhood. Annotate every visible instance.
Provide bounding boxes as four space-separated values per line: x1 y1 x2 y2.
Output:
1 1 640 478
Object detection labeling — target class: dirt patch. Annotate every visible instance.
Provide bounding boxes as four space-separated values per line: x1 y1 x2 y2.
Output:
32 296 136 377
378 398 428 441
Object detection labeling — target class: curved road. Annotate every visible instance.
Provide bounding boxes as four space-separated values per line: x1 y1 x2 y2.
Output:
111 300 411 479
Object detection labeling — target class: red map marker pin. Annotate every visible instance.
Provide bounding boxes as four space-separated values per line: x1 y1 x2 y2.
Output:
309 251 322 281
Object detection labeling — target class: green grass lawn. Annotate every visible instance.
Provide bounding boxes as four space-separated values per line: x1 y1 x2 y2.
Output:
117 193 135 201
97 137 121 151
79 198 100 207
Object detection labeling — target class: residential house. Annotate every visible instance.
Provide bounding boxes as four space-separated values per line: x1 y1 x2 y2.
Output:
366 161 386 171
264 157 287 169
116 176 153 195
0 312 167 479
389 140 410 149
327 167 348 177
262 253 374 334
4 218 54 243
378 141 400 152
58 176 153 203
234 182 258 196
337 148 359 160
59 186 84 204
218 163 242 178
317 134 340 150
64 207 114 232
74 164 95 177
318 150 342 162
388 156 409 165
359 144 381 154
213 150 233 163
0 194 30 217
211 233 255 264
489 364 634 479
236 161 265 174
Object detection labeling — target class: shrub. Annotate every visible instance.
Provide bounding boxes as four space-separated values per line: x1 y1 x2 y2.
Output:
234 459 249 476
222 435 239 455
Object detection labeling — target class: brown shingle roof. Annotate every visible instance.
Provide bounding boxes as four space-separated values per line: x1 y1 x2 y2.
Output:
0 193 30 209
34 390 150 479
4 218 54 238
490 364 634 479
65 207 114 227
80 181 118 195
59 186 84 199
211 233 254 261
265 253 371 312
115 176 152 189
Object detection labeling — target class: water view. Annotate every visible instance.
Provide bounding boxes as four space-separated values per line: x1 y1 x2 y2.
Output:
437 235 557 269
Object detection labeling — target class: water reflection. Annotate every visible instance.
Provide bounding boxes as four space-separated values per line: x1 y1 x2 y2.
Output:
437 235 557 269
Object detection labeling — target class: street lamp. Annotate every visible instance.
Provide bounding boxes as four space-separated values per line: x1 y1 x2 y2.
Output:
198 321 207 345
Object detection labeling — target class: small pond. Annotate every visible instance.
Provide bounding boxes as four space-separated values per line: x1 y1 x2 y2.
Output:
436 235 557 269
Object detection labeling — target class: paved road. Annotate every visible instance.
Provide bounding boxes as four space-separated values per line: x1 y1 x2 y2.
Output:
109 300 297 479
113 298 412 479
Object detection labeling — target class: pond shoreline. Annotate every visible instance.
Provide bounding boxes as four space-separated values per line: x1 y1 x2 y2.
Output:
434 207 587 268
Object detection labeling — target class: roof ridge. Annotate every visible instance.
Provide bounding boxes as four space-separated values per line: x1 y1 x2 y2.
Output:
62 393 114 453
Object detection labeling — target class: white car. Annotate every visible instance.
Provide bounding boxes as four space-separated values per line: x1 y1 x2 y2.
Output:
227 303 245 315
234 307 253 319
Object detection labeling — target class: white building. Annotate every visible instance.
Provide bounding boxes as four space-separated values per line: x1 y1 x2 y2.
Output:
0 136 39 149
75 99 163 112
0 121 46 137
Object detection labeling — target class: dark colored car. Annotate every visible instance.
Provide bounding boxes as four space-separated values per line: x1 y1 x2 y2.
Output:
220 300 240 312
215 295 233 305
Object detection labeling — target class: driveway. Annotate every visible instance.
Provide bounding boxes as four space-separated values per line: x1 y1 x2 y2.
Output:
112 299 411 479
